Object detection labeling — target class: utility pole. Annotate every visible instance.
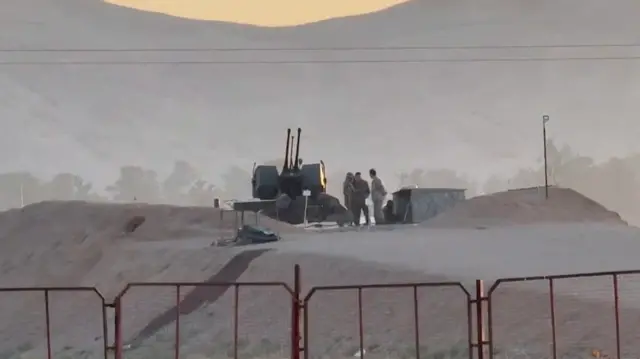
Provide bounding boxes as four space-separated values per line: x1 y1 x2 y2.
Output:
542 115 550 199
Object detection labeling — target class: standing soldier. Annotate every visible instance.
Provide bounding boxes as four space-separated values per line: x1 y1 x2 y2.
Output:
369 168 387 224
343 172 355 225
352 172 371 226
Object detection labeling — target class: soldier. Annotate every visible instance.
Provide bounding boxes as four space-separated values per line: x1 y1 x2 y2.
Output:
343 172 355 224
383 199 397 224
369 168 388 224
352 172 371 226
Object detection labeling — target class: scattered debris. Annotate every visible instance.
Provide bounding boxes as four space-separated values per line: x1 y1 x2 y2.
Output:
213 224 280 247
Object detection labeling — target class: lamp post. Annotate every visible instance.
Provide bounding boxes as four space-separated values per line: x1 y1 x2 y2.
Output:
542 115 550 199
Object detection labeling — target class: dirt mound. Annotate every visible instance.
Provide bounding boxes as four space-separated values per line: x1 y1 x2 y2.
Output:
0 200 299 289
424 187 627 228
0 200 299 240
0 201 300 358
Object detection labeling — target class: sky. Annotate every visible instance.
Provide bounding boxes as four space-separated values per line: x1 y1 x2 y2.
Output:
103 0 410 26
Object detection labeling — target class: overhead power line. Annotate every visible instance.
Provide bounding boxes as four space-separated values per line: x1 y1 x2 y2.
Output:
2 43 640 52
3 56 640 65
3 43 640 65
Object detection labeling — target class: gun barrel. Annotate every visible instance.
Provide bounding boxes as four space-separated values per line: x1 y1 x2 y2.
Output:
283 128 291 171
289 135 295 169
294 128 302 170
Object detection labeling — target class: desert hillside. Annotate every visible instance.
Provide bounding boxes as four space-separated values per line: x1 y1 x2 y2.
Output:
2 0 640 186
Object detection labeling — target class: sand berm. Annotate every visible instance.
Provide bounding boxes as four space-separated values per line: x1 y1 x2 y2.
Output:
1 187 640 359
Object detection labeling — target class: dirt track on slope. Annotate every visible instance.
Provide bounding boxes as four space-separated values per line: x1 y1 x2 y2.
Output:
126 249 272 348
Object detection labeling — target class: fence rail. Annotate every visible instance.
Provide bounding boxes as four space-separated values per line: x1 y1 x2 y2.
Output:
114 281 297 359
0 287 107 359
1 267 639 359
302 281 473 359
486 269 640 359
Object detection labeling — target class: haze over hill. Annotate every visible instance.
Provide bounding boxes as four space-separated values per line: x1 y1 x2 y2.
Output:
2 0 640 189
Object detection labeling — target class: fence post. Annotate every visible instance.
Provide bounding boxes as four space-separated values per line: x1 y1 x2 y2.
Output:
44 290 52 359
102 302 109 359
475 280 486 359
114 297 123 359
292 265 302 359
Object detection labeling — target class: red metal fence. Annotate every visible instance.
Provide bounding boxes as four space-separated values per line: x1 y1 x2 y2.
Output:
1 267 639 359
486 270 640 359
302 281 473 359
0 287 107 359
113 280 298 359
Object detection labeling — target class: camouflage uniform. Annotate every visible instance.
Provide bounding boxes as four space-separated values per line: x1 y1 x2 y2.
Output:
343 172 355 224
352 174 370 226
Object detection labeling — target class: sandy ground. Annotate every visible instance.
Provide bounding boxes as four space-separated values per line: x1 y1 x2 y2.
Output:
0 189 638 359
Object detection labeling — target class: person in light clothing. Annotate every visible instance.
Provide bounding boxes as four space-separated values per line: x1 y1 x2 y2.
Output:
369 168 387 224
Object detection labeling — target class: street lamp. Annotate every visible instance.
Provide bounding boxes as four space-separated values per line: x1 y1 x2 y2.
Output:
542 115 550 199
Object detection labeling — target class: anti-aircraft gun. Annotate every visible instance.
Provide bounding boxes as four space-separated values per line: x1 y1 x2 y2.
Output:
234 128 350 225
252 127 326 201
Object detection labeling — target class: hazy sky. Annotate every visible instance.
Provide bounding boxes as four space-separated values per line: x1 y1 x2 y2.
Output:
104 0 410 26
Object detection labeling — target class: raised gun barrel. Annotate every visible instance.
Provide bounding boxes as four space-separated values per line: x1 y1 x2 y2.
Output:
294 127 302 171
283 128 291 172
289 135 295 170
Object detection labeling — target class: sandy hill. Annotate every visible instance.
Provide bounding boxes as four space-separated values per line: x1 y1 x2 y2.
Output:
0 191 639 358
425 186 627 228
2 0 640 183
